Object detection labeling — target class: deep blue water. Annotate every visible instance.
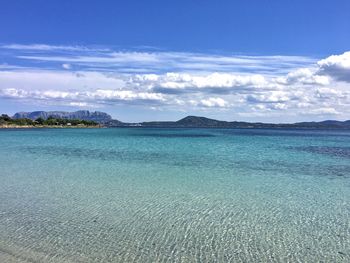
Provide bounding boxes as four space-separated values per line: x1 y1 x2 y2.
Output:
0 128 350 262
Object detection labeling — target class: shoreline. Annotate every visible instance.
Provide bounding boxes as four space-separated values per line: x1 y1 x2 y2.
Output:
0 125 102 129
1 125 350 130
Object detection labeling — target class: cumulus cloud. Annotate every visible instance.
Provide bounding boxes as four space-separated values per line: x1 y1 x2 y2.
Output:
315 87 345 99
309 107 340 115
199 98 229 108
247 91 294 103
130 73 268 94
276 68 330 86
69 102 91 107
317 51 350 82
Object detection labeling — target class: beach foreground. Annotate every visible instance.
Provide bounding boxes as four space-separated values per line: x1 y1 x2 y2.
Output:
0 128 349 262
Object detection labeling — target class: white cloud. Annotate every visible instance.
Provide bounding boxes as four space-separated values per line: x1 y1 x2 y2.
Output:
276 68 330 86
199 98 228 108
309 107 340 115
315 87 345 99
271 103 288 110
130 72 268 92
0 88 165 107
62 63 72 70
0 70 125 91
5 44 315 74
247 91 293 103
69 102 90 107
317 51 350 82
1 44 109 52
90 89 165 101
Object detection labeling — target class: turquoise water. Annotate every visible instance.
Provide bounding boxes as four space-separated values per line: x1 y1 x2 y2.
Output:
0 128 350 262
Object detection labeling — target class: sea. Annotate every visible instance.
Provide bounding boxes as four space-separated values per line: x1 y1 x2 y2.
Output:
0 128 349 262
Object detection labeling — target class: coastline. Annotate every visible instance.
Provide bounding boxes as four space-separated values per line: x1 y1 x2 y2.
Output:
0 125 102 129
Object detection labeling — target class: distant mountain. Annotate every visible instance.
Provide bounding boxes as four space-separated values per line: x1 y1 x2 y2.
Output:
177 116 230 127
13 110 113 124
139 116 350 129
141 116 231 128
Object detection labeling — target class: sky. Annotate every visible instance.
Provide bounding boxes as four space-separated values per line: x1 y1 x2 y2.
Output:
0 0 349 122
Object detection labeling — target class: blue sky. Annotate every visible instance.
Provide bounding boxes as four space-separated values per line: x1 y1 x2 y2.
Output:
0 0 349 122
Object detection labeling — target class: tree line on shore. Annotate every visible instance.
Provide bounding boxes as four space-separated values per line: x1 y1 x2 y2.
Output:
0 114 98 127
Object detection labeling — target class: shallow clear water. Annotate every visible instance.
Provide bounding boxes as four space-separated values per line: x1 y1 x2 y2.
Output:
0 128 350 262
